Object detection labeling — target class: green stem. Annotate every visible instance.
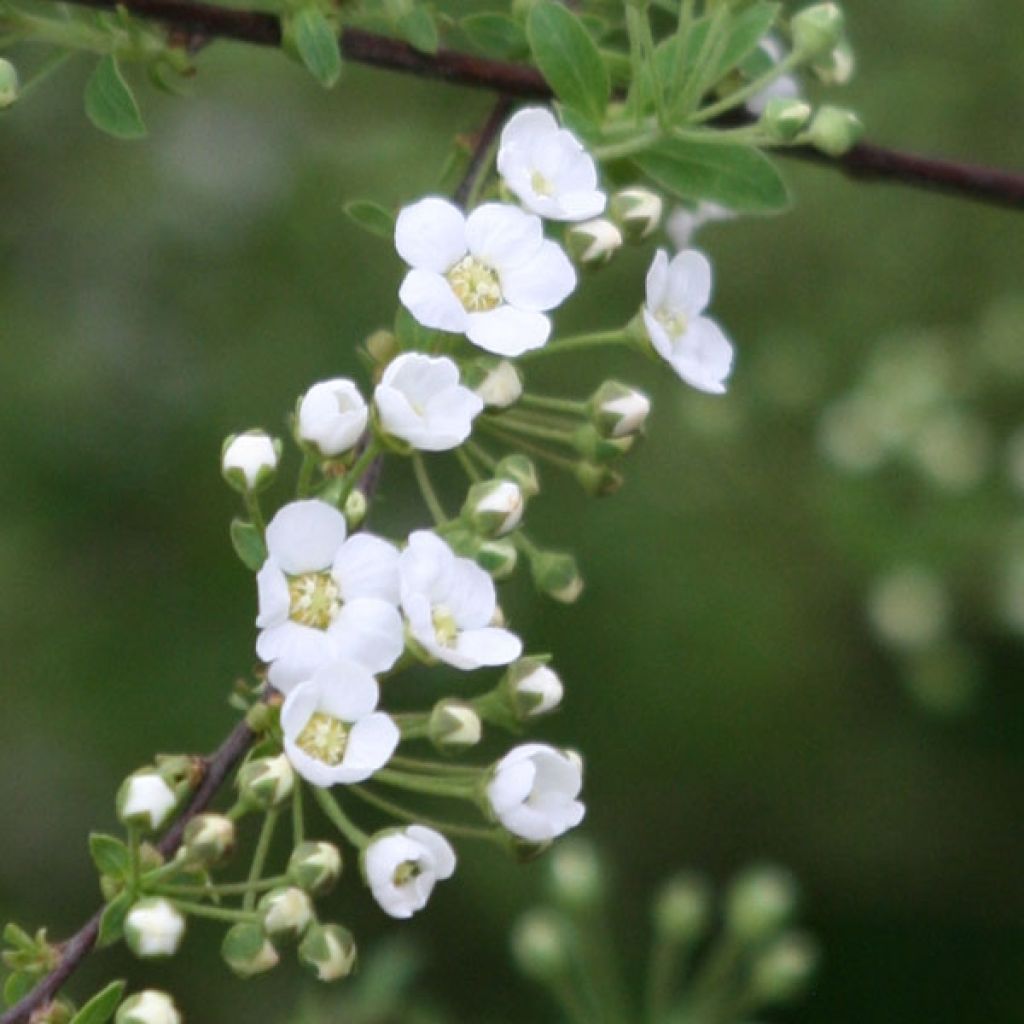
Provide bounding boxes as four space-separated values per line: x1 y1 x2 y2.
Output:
454 446 484 483
242 810 278 912
546 975 598 1024
518 393 589 416
337 439 380 506
375 768 479 800
478 421 579 472
465 439 498 471
154 874 290 898
646 934 690 1024
411 452 449 526
483 413 577 447
243 492 265 534
297 451 319 497
17 48 75 100
292 783 305 846
312 787 370 849
594 130 662 161
350 786 502 843
391 754 484 777
170 900 260 924
690 50 803 125
519 329 634 361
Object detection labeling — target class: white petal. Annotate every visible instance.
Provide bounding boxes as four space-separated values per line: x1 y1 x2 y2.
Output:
666 249 712 317
499 107 560 150
669 316 734 395
453 626 523 667
465 203 543 271
298 379 368 456
255 561 290 629
643 308 674 363
406 825 456 879
445 559 497 628
400 531 457 604
328 598 405 674
336 713 400 782
265 501 347 574
332 534 401 604
399 270 468 334
645 248 671 311
500 239 576 312
310 660 381 720
488 758 536 814
394 197 467 272
257 622 336 693
280 679 321 737
466 306 551 357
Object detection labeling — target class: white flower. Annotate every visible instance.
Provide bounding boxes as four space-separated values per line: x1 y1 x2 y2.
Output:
496 107 606 223
487 744 585 843
222 431 278 491
363 825 456 919
298 379 368 456
125 899 186 958
281 661 400 787
116 990 181 1024
395 198 576 356
374 353 483 452
666 202 736 249
643 249 734 395
256 500 403 690
400 530 522 670
120 773 177 831
747 36 802 116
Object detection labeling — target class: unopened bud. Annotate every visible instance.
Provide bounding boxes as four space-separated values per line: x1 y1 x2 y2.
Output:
590 381 651 438
221 431 280 494
548 839 603 909
125 899 186 959
791 2 844 59
182 814 235 868
565 218 623 267
465 358 523 409
511 909 572 980
574 460 624 497
463 479 525 537
259 886 314 941
288 841 343 896
749 932 820 1003
117 773 178 833
475 537 519 580
429 699 482 751
365 329 399 367
0 59 18 110
237 754 295 810
760 97 813 142
504 658 564 718
653 872 711 941
344 488 367 529
609 187 664 241
221 922 279 978
297 379 368 457
495 454 540 498
530 550 583 604
813 38 855 85
806 105 863 156
115 991 181 1024
573 423 635 463
725 865 798 943
298 923 357 982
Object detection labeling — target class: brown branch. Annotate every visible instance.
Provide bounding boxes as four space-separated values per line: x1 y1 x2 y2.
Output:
453 95 515 208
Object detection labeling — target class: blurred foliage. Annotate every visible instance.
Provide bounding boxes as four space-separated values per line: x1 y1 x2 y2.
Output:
1 0 1024 1022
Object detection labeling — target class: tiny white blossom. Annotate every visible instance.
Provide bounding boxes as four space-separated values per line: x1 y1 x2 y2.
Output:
643 249 734 395
363 825 456 919
281 661 400 787
256 500 404 690
120 773 177 831
298 379 368 456
222 431 278 490
374 353 483 452
488 744 585 843
497 107 606 222
395 198 576 356
125 899 186 958
116 991 181 1024
400 530 522 670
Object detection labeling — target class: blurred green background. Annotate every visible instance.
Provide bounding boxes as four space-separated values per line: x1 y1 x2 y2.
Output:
2 0 1023 1019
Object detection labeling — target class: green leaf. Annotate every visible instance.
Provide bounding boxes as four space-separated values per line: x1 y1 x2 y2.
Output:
88 834 131 879
527 1 609 122
633 137 789 213
84 56 146 140
4 972 36 1008
292 7 342 88
713 2 780 82
2 924 34 952
230 518 267 572
69 980 126 1024
96 892 131 949
460 12 528 59
397 6 439 54
343 199 395 240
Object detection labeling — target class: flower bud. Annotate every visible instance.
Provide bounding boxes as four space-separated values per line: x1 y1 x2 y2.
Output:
653 872 711 942
530 551 583 604
125 899 186 959
573 423 636 463
0 59 18 110
237 754 295 810
574 461 624 497
365 329 399 367
298 923 357 982
609 187 664 241
511 909 572 980
813 38 855 85
495 454 540 498
182 814 235 868
503 658 564 718
806 105 863 157
344 488 367 529
221 922 280 978
115 991 181 1024
748 932 820 1003
589 381 651 438
117 773 178 833
429 699 482 751
759 97 813 142
547 839 604 910
462 479 525 537
475 537 519 580
288 841 343 896
725 865 798 943
791 2 844 58
221 431 280 494
565 218 624 267
258 886 314 941
465 358 523 409
297 379 368 457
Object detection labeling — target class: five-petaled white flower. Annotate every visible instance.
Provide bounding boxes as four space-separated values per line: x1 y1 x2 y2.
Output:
395 198 576 356
497 107 606 223
363 825 456 919
374 353 483 452
298 378 368 457
400 530 522 670
281 660 400 787
487 743 585 843
256 500 403 690
643 249 734 395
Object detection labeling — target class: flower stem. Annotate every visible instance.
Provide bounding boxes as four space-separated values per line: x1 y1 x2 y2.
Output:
350 785 501 843
375 768 479 800
312 788 369 849
242 810 278 912
478 421 579 472
154 874 290 898
244 492 265 534
170 900 260 924
292 783 305 846
465 439 498 471
391 754 484 777
518 393 589 416
297 451 319 497
520 329 634 361
690 50 803 125
337 439 380 506
484 413 577 447
454 445 484 483
411 452 449 526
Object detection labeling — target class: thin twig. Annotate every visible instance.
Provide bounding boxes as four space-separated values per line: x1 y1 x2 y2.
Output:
453 95 514 208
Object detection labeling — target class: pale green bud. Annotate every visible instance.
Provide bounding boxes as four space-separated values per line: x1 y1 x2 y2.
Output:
117 772 178 833
464 357 523 409
574 460 624 497
503 657 564 719
565 218 624 267
288 841 343 896
221 922 280 978
0 59 17 110
475 537 518 580
760 97 813 142
806 105 863 156
653 872 711 941
115 990 181 1024
298 923 357 982
511 909 571 980
258 886 314 941
182 813 236 868
812 38 855 84
748 932 820 1003
495 454 540 498
462 478 526 537
429 699 482 751
589 381 651 438
365 329 398 367
725 865 798 943
125 899 186 959
344 488 367 529
530 551 583 604
221 431 280 494
791 3 844 59
237 754 295 810
610 187 664 241
548 839 604 910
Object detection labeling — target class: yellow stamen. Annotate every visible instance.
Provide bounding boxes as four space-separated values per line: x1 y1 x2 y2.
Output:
296 712 349 766
446 255 502 313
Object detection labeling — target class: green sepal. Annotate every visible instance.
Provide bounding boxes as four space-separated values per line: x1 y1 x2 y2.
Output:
68 980 126 1024
230 518 267 572
290 6 342 88
88 833 132 880
96 892 132 949
2 923 34 953
343 199 395 240
84 56 146 140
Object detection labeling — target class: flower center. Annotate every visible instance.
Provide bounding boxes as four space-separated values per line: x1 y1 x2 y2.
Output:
446 255 502 313
394 859 423 886
288 571 341 629
530 170 554 197
296 712 349 766
656 308 689 337
431 605 459 648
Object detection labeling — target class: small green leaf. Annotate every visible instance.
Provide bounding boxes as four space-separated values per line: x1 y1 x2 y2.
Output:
343 199 395 240
292 7 342 88
459 12 528 59
69 980 126 1024
714 3 780 82
230 519 267 572
397 6 439 54
2 924 34 952
88 834 131 879
633 138 789 213
527 1 609 122
96 893 131 949
4 972 36 1008
84 56 146 140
